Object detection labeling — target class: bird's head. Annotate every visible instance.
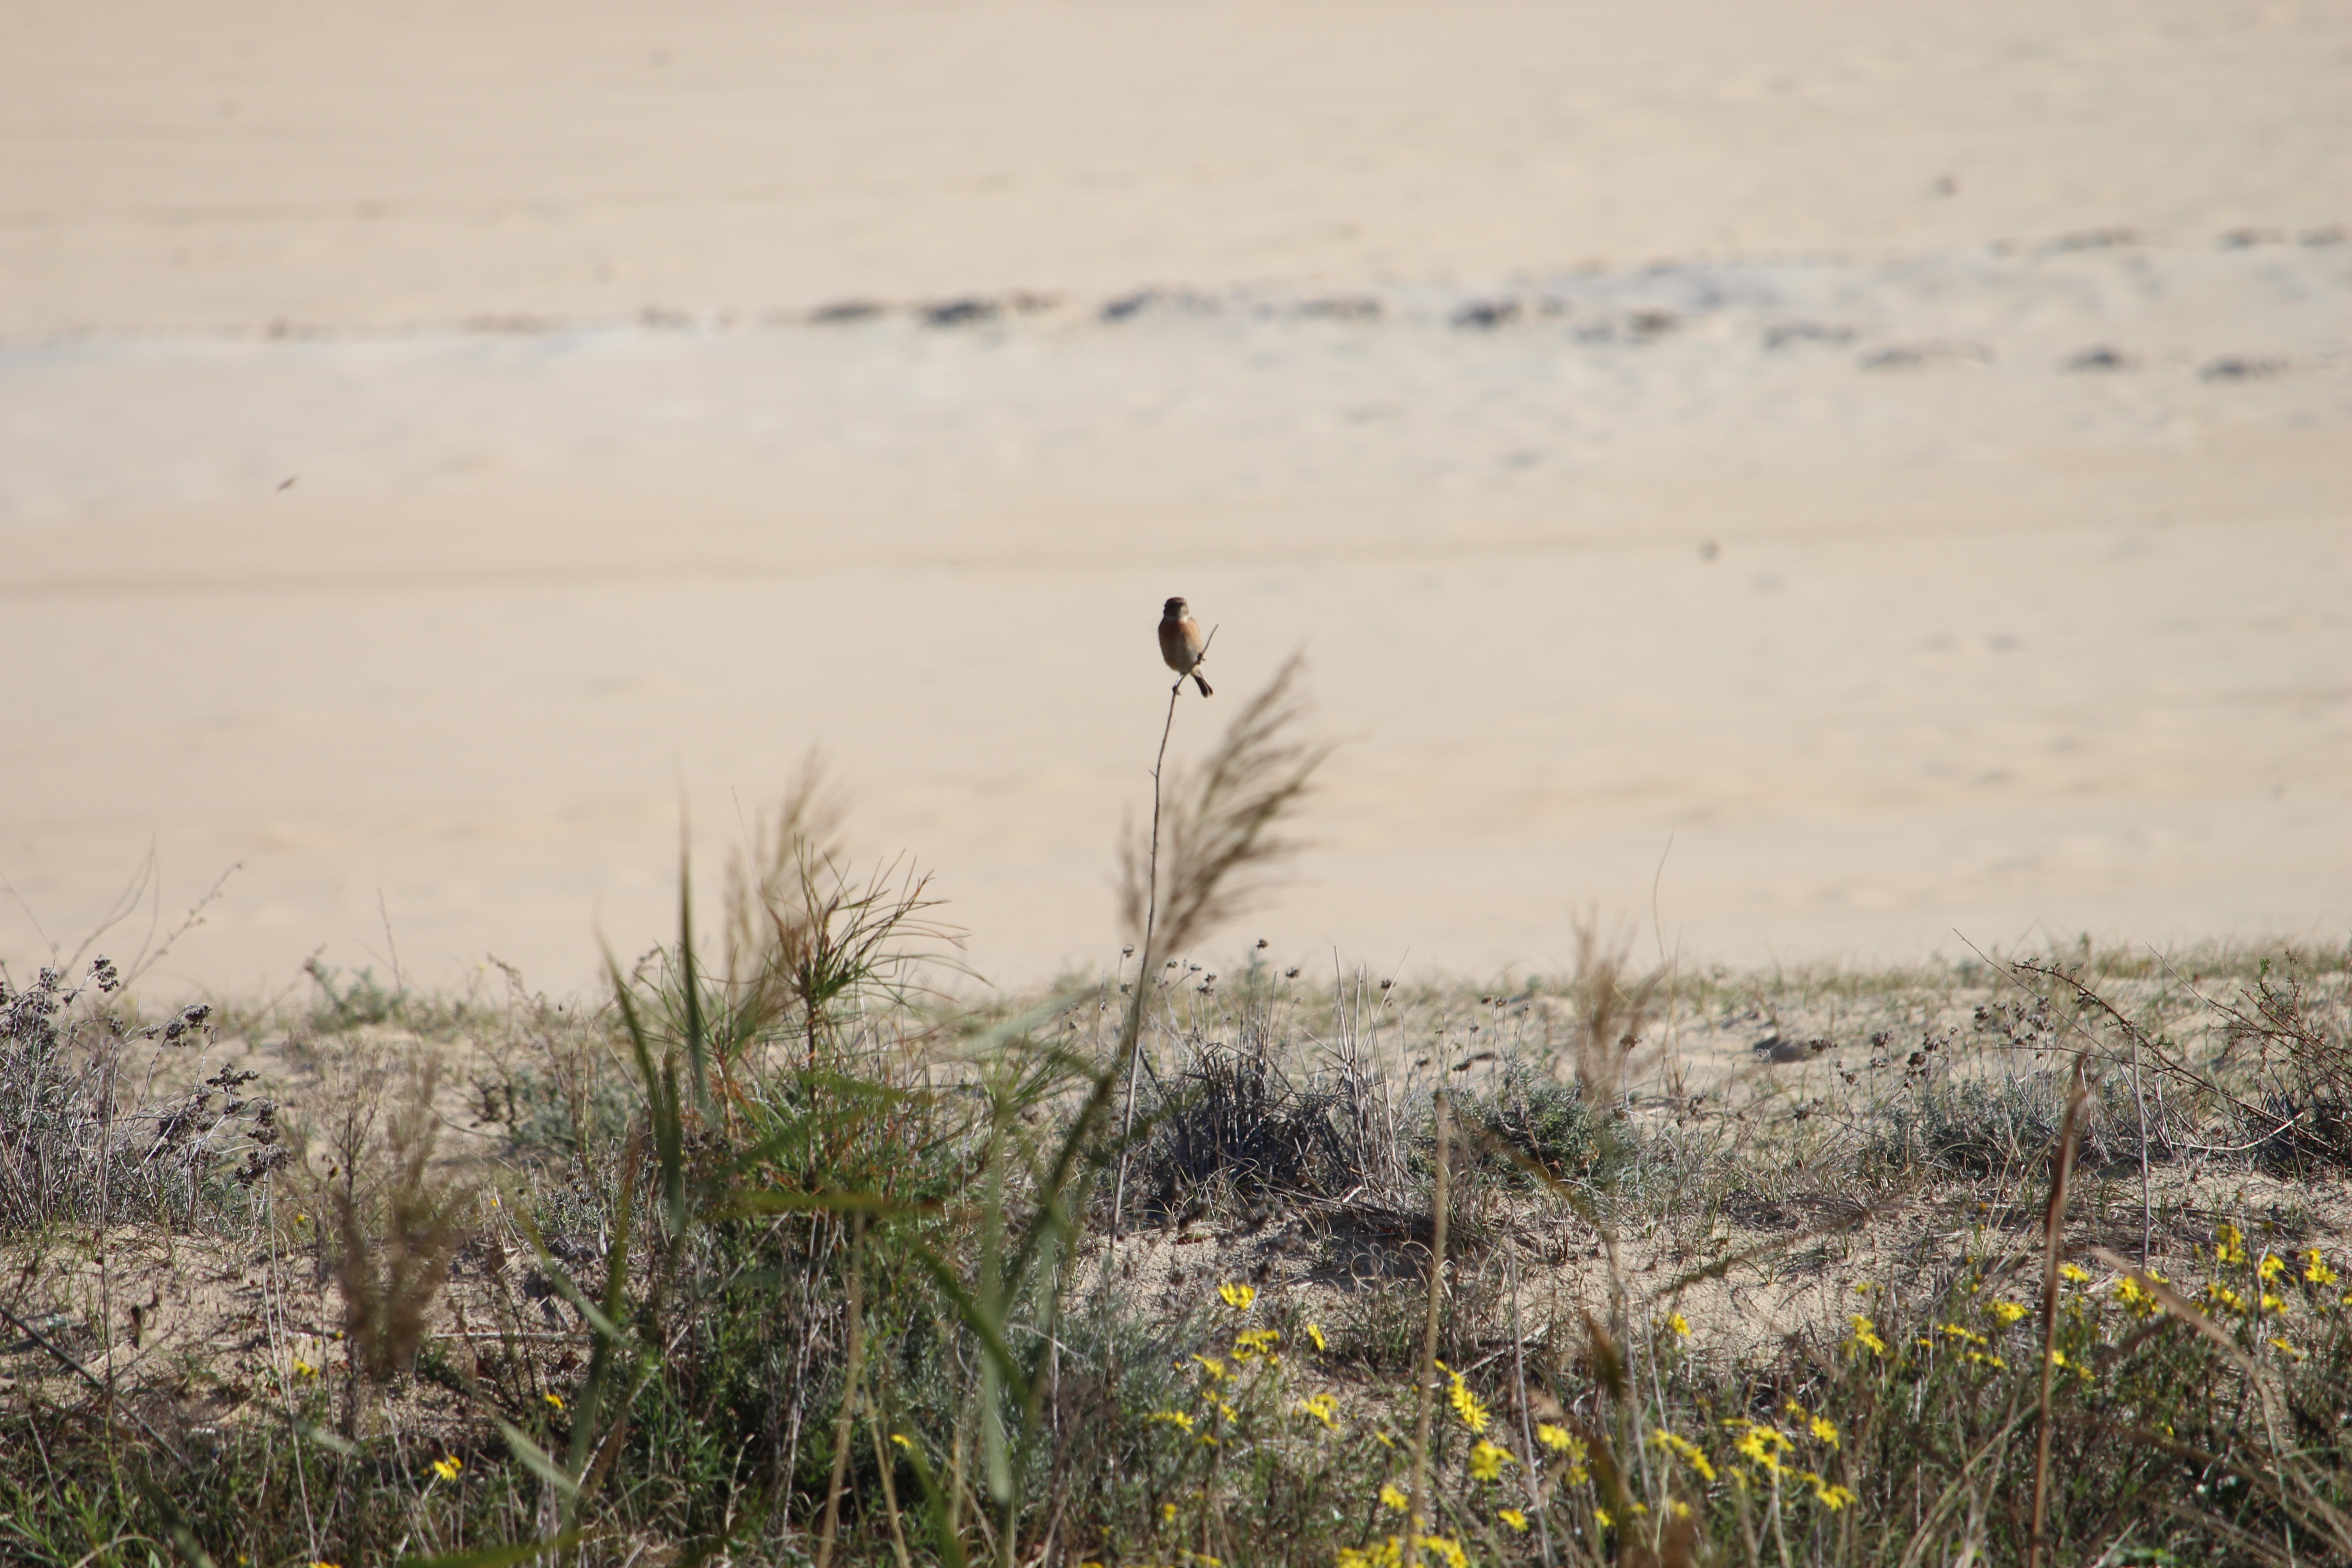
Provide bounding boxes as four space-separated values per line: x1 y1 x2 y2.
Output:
1163 596 1190 617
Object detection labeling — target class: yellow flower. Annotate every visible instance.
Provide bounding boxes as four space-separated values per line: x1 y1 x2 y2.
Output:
291 1358 317 1378
1233 1328 1282 1363
1537 1422 1574 1451
1652 1429 1716 1482
1150 1409 1197 1433
1498 1507 1529 1532
2205 1283 2246 1315
890 1433 913 1450
1218 1281 1256 1312
429 1455 462 1481
1847 1315 1887 1356
2114 1276 2162 1319
1372 1429 1397 1449
1809 1416 1840 1449
1964 1351 2007 1370
1988 1300 2029 1326
2259 1293 2288 1316
1594 1507 1614 1529
1296 1393 1338 1429
1379 1482 1410 1512
2215 1222 2246 1265
2059 1263 2091 1284
1440 1362 1490 1435
1305 1322 1327 1352
1666 1311 1691 1338
2270 1337 2304 1359
544 1392 565 1411
1812 1480 1858 1510
1937 1322 1987 1346
2303 1250 2337 1286
1193 1355 1229 1382
1469 1439 1517 1481
1730 1421 1790 1474
1421 1536 1469 1568
2258 1253 2286 1282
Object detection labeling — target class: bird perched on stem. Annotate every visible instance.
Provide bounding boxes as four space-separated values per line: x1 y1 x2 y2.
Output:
1158 597 1213 696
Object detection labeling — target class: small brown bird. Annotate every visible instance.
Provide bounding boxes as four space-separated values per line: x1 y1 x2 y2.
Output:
1157 596 1213 696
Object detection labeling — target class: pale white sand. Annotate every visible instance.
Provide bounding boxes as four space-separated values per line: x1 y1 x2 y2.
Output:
2 0 2346 997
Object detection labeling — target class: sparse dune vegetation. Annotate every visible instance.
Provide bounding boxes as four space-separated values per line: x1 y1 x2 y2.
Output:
3 659 2346 1565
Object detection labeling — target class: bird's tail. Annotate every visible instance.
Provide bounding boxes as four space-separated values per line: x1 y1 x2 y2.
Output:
1192 673 1214 697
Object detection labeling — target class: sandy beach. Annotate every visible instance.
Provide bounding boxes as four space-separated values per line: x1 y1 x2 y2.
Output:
2 0 2345 998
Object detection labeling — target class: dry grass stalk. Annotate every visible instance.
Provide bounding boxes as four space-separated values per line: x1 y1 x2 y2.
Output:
1408 1072 1450 1563
814 1215 868 1568
724 760 963 1074
2027 1059 2088 1568
1105 656 1324 1234
1119 654 1323 964
322 1056 473 1387
1564 920 1664 1106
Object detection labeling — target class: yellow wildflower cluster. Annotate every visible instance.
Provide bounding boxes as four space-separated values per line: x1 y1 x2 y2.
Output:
1726 1415 1856 1508
1336 1534 1468 1568
1218 1281 1257 1312
1467 1438 1517 1482
1232 1327 1281 1364
428 1455 462 1482
1652 1428 1716 1483
1847 1314 1887 1357
1987 1299 2030 1326
1296 1394 1338 1430
1436 1362 1489 1435
1537 1422 1591 1484
2214 1222 2247 1265
2113 1274 2165 1320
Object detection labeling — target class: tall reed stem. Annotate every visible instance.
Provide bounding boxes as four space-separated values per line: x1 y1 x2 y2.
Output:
815 1215 867 1568
2029 1063 2088 1568
1410 1079 1450 1560
1110 674 1187 1244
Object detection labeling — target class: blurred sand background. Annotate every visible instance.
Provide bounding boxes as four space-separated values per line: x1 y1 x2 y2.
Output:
1 0 2346 999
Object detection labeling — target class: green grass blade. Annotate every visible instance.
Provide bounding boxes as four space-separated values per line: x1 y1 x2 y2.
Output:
397 1531 582 1568
495 1417 582 1501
